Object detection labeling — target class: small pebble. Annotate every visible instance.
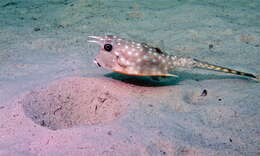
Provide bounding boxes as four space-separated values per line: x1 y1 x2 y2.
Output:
209 44 214 49
201 89 207 96
32 17 38 21
58 25 65 28
107 131 112 136
34 27 40 31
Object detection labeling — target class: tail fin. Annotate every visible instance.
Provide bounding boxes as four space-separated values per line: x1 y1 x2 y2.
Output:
193 59 259 82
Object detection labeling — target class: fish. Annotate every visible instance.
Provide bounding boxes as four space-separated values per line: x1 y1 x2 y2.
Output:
88 35 259 81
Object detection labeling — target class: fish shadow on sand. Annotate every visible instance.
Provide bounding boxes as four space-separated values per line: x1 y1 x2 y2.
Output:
105 72 249 87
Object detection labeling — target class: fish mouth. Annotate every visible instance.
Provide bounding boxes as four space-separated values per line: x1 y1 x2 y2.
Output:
93 59 101 67
87 36 104 46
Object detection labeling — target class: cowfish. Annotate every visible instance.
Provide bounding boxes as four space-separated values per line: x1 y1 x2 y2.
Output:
88 35 259 81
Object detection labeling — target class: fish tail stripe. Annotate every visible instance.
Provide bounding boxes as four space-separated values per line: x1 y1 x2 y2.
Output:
194 59 258 80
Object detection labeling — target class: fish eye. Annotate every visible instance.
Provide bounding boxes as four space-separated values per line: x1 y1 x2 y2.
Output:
104 44 113 52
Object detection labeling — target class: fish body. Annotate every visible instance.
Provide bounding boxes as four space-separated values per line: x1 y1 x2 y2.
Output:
88 35 259 81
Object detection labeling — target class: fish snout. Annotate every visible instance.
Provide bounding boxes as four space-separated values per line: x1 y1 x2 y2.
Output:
87 36 104 46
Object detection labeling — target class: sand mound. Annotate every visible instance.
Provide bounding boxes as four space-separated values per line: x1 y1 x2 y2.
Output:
22 77 131 130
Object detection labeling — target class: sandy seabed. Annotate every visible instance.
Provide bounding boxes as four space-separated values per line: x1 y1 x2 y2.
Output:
0 0 259 156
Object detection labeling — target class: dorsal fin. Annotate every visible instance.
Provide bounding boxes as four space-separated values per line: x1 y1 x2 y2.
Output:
154 47 164 54
141 43 167 55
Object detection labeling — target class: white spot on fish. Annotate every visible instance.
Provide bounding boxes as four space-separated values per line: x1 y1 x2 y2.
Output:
126 60 131 65
136 58 142 62
114 51 120 56
171 56 177 59
120 57 126 63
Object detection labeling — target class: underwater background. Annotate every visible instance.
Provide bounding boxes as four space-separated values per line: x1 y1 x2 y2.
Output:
0 0 259 155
